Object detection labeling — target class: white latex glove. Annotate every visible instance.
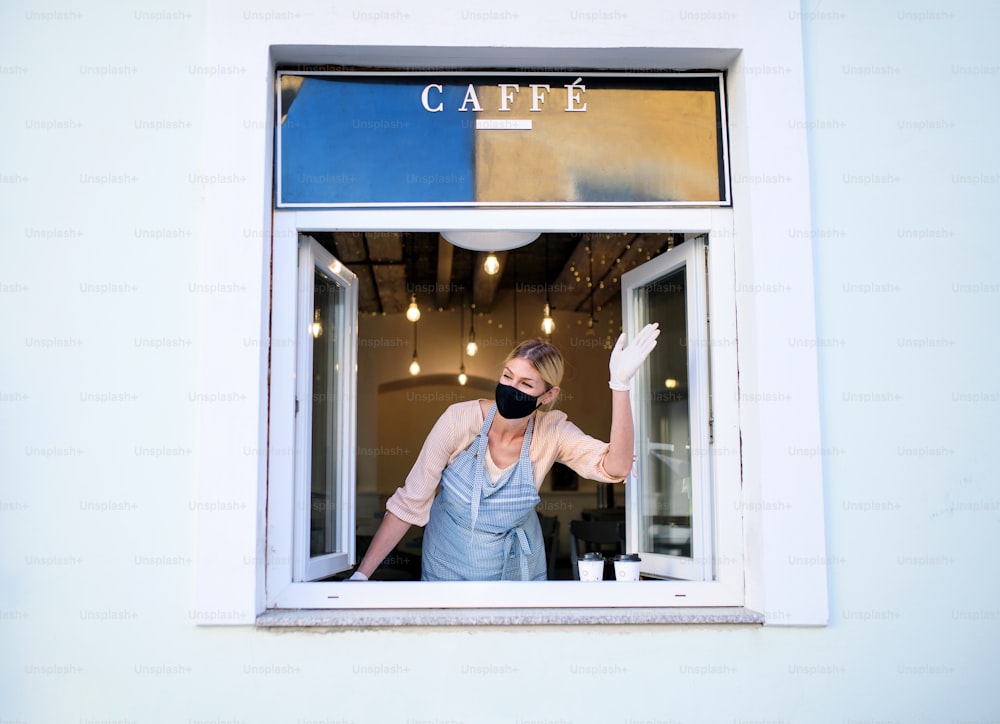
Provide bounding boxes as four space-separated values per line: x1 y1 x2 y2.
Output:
348 571 368 581
608 323 660 391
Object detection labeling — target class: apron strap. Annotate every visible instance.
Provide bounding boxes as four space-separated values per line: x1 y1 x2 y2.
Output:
519 410 535 461
468 404 496 534
468 405 535 535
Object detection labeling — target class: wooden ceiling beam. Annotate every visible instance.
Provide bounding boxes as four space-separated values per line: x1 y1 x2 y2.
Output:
372 264 408 314
435 235 455 308
365 231 403 262
332 231 366 263
368 231 405 315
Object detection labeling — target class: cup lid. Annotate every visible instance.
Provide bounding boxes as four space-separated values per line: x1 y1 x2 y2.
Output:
578 552 604 561
613 553 642 562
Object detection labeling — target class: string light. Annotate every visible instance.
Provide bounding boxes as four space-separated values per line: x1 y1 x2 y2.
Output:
586 242 597 335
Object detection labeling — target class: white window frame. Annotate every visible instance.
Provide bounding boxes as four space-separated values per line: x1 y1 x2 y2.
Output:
266 208 744 611
290 236 358 581
623 236 716 582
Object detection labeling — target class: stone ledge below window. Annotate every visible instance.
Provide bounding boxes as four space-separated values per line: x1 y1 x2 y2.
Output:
256 607 764 628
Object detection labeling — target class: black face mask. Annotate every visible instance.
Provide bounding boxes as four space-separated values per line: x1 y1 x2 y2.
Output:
495 382 543 419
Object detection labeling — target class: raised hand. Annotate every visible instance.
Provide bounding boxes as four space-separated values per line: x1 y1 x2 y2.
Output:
608 323 660 391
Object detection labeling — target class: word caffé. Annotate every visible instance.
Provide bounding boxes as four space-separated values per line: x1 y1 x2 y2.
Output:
420 78 588 113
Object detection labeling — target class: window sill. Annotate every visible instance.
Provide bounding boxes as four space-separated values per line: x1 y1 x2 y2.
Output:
255 606 764 629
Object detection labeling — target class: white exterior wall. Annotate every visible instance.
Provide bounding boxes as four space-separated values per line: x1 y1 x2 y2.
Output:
2 1 998 722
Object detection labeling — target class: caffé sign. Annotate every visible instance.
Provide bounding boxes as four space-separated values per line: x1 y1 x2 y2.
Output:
277 71 729 207
420 78 588 113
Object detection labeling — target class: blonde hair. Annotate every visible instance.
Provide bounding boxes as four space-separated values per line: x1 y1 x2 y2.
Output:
502 339 564 408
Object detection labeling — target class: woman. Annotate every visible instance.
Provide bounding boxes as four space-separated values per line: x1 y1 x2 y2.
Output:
350 323 659 581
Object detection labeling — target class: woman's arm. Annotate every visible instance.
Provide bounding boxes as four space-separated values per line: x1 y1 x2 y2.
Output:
355 511 412 579
604 389 635 479
604 323 660 478
351 401 480 579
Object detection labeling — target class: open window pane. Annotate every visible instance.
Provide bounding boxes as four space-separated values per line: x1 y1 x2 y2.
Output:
294 236 358 581
623 236 711 581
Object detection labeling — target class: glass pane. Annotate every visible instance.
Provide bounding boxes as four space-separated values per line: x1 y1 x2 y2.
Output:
641 267 693 558
310 270 339 557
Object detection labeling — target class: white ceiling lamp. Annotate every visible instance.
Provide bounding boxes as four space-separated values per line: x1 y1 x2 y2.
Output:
440 230 541 251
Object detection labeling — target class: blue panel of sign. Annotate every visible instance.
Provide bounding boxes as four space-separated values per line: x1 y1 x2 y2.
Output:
280 76 475 204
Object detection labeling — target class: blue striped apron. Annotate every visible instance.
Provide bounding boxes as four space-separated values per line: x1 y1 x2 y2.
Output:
421 404 546 581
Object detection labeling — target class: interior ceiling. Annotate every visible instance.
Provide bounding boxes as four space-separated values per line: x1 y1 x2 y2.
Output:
312 232 679 315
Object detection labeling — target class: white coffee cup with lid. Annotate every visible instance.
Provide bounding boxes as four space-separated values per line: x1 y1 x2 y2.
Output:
577 552 605 581
613 553 642 581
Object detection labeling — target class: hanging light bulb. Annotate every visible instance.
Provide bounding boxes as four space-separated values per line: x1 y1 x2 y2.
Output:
541 302 555 336
457 299 468 386
466 303 478 356
405 294 421 322
484 253 500 275
408 321 420 375
540 236 554 337
310 309 323 338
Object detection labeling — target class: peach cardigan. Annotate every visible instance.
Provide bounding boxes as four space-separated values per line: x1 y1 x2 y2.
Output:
386 400 624 526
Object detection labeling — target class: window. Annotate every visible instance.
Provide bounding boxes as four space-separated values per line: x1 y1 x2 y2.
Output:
265 214 744 611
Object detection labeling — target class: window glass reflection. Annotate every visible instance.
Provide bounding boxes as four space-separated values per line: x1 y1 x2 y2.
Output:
641 268 692 558
310 271 339 557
